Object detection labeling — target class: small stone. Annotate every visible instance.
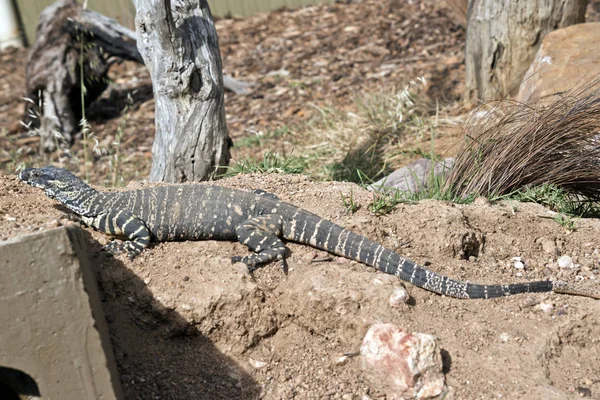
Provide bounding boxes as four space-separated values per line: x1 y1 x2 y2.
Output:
389 286 410 307
335 355 350 365
248 358 268 369
46 219 61 228
183 275 190 281
361 323 445 399
537 302 554 313
473 196 491 206
499 332 511 343
540 238 557 255
558 255 574 269
514 261 524 270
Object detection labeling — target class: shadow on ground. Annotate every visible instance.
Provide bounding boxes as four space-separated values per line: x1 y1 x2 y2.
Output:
327 132 391 183
87 83 154 123
79 229 260 400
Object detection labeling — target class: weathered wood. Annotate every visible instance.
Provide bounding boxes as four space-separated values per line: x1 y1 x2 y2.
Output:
465 0 587 101
134 0 231 182
25 0 143 152
444 0 469 28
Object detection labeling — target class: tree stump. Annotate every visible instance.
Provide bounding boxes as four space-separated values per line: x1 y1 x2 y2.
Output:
465 0 587 101
25 0 143 152
444 0 469 28
134 0 231 182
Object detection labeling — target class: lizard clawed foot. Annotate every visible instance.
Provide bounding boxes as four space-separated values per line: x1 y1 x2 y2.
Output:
104 241 124 255
231 255 288 275
104 241 139 261
279 258 288 275
231 255 259 273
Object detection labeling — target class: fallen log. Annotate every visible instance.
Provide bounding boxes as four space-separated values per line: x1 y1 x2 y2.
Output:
24 0 142 152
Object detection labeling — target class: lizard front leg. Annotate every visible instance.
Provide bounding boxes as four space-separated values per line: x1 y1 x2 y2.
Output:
83 209 151 259
232 214 287 273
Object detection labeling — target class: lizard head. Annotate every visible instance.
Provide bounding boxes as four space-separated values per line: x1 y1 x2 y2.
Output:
18 166 91 201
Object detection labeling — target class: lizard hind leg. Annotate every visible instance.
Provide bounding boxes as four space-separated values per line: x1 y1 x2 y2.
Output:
232 214 287 273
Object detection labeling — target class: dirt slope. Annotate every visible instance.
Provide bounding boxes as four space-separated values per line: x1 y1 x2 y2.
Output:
2 173 600 399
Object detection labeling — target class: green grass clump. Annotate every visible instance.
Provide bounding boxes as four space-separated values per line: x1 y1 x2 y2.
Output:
227 151 306 176
340 190 360 214
507 183 600 218
234 126 291 149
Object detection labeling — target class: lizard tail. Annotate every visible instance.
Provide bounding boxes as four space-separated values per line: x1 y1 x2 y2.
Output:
391 255 555 299
282 209 597 299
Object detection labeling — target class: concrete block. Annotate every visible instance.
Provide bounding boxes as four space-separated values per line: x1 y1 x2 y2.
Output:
0 226 123 399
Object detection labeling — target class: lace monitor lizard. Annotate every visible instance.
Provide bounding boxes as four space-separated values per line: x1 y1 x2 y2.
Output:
19 166 599 300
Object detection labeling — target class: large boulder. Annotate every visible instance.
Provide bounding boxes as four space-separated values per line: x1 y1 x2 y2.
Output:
517 22 600 102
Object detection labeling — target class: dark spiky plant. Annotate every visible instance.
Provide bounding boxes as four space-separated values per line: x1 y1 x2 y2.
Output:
445 77 600 204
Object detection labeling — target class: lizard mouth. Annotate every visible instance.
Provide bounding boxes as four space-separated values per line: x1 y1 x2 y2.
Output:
26 181 46 190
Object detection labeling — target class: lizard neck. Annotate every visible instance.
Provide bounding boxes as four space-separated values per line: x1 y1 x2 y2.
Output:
53 184 101 216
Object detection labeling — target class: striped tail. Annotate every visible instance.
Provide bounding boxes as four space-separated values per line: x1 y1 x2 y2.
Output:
348 231 555 299
388 253 553 299
283 208 599 300
284 212 559 299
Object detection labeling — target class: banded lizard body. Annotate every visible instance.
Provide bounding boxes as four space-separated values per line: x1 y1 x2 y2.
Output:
19 166 600 300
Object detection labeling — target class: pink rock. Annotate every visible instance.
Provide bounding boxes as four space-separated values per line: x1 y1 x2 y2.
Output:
517 23 600 102
360 323 445 399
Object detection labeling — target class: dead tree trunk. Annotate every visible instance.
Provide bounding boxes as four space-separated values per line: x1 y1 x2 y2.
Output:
465 0 587 101
444 0 469 28
25 0 143 152
133 0 231 182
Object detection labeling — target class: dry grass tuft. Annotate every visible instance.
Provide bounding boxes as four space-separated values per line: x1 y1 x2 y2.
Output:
446 77 600 201
292 79 460 183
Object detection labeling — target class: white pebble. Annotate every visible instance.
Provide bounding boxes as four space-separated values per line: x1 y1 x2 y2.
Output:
248 358 267 369
558 255 574 268
336 355 349 365
389 286 410 307
511 256 522 262
537 302 554 313
514 261 524 270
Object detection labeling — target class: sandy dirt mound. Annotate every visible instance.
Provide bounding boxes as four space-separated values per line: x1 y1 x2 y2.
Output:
2 172 600 399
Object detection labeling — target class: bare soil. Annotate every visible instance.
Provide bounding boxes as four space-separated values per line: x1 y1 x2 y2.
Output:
2 1 600 399
2 173 600 399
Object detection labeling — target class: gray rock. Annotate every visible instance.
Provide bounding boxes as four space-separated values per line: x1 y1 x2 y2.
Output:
368 158 454 194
